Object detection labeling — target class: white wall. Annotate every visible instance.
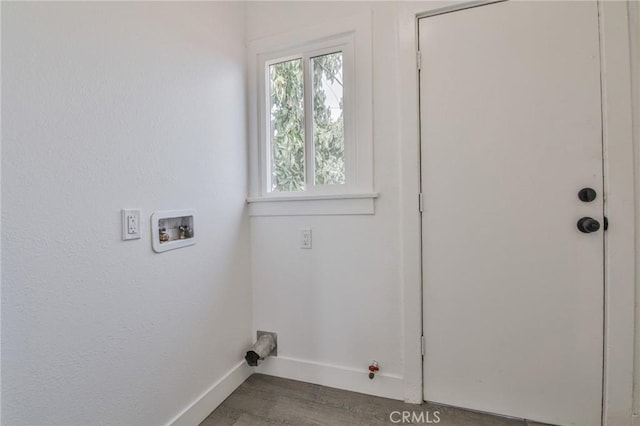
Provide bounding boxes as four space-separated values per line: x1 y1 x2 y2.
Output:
1 2 251 425
247 1 409 399
247 1 640 414
2 1 637 424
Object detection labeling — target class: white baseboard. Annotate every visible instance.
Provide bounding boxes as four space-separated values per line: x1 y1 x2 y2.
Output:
255 356 404 401
168 360 253 426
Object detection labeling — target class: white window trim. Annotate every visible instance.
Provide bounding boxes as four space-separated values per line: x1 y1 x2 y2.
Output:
261 40 355 195
247 12 375 216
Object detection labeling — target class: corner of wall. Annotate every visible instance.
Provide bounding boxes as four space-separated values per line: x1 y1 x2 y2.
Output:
168 362 253 426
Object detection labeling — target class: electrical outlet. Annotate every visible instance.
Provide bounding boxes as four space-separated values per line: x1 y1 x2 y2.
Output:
300 228 312 249
122 209 141 240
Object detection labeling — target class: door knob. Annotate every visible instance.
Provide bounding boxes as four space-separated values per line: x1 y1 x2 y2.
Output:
578 188 597 202
577 217 600 233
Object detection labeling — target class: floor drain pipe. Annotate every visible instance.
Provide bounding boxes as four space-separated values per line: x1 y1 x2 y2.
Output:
245 331 277 367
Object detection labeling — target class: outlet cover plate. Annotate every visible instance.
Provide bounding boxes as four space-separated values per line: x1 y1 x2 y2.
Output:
122 209 141 240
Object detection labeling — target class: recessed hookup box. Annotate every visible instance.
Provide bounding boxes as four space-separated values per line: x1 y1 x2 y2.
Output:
151 209 197 253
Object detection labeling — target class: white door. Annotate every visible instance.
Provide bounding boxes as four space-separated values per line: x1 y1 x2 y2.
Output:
419 2 604 425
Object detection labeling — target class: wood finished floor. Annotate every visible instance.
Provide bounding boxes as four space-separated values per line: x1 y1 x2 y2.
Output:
201 374 550 426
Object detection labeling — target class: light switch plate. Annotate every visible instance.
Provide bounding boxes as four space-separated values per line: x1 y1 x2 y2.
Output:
300 228 312 249
122 209 141 240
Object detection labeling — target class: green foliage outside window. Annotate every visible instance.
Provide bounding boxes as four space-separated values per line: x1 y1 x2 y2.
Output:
312 52 345 186
269 52 345 192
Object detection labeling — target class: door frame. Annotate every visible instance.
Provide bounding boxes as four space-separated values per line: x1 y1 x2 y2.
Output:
397 1 637 424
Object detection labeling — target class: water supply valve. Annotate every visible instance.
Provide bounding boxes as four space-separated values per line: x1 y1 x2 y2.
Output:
368 361 379 379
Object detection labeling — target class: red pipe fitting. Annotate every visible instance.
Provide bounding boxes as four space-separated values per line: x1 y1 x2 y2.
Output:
368 361 379 379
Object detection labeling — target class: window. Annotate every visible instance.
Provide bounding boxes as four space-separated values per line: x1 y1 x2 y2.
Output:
268 57 306 192
248 14 375 215
266 44 352 194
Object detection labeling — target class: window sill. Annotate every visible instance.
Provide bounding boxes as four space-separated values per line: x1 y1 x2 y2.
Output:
246 192 379 216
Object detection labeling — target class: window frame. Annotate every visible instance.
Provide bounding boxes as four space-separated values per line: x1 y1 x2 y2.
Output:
247 13 376 215
261 37 355 196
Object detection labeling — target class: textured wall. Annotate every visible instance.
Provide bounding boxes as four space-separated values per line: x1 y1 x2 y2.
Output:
1 2 251 424
247 1 406 394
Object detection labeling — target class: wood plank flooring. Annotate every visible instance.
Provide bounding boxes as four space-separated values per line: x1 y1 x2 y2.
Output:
201 374 550 426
